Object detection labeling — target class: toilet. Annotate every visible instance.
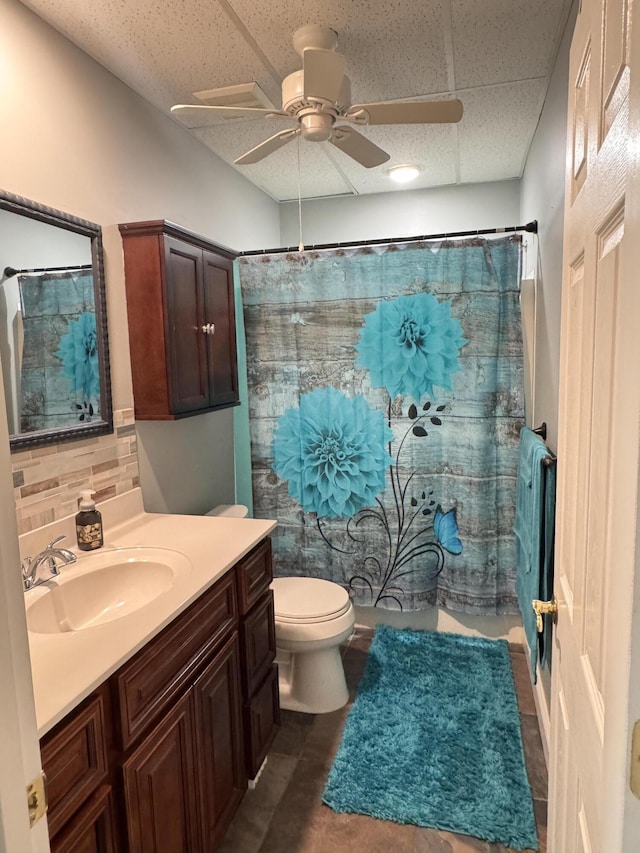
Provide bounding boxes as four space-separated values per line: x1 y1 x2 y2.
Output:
271 576 356 714
205 504 249 518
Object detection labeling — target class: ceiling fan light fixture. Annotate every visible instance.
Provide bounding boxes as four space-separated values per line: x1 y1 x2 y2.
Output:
388 164 421 184
172 25 463 168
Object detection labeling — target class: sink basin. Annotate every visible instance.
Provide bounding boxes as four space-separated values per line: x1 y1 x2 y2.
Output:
26 547 192 634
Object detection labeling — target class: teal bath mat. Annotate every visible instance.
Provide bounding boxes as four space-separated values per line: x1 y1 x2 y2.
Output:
323 626 538 850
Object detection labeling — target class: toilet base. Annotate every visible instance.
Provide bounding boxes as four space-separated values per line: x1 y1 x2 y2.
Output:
276 645 349 714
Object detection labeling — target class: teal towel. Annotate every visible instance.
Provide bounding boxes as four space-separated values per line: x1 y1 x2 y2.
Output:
514 427 555 680
540 462 556 670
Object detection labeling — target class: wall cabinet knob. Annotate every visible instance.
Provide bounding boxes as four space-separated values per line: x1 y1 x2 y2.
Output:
201 323 215 335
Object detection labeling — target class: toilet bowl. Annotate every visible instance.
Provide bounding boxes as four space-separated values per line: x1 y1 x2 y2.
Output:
271 576 355 714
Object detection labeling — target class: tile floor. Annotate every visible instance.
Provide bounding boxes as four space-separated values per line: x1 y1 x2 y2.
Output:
220 626 548 853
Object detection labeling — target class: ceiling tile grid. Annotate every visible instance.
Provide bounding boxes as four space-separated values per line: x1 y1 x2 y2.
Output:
451 0 570 88
224 0 451 99
334 123 460 194
19 0 574 201
195 120 356 200
457 78 549 183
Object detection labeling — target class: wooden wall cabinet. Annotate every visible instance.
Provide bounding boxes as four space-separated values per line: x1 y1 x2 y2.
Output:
119 221 239 420
40 539 278 852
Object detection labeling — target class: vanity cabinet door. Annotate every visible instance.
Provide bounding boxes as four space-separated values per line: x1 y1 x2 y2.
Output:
40 690 109 839
194 632 246 850
122 693 200 853
236 538 280 778
241 591 276 697
49 785 117 853
244 663 280 779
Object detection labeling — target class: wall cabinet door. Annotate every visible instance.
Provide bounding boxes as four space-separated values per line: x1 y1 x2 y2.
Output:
194 632 246 850
164 237 209 415
119 220 239 420
203 250 238 408
122 693 200 853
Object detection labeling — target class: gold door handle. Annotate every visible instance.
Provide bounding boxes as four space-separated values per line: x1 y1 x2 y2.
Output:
532 597 558 633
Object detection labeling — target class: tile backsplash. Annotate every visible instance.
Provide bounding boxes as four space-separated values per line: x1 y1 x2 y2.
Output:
12 408 139 534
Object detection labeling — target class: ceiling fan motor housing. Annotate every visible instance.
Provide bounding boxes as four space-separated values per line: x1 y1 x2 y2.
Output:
282 69 352 117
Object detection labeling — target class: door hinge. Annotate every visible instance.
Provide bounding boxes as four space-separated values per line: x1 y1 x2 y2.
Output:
26 771 47 827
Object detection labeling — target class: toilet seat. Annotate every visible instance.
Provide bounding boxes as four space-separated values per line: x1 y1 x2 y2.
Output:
272 577 351 623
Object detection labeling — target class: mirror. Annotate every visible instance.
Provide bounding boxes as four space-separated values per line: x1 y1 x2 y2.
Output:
0 189 112 451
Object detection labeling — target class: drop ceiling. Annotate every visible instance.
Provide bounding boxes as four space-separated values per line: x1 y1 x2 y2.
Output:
20 0 574 202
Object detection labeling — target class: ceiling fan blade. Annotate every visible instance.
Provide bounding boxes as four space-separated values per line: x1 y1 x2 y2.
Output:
329 126 390 168
234 128 300 165
303 48 347 103
171 104 290 129
346 99 464 126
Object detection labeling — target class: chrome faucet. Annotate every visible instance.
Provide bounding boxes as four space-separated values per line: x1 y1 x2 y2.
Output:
21 535 77 591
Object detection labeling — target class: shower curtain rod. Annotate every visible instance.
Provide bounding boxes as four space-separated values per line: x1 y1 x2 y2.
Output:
3 263 93 278
240 220 538 257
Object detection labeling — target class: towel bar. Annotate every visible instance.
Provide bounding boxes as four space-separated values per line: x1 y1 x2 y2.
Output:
532 422 547 440
531 423 556 467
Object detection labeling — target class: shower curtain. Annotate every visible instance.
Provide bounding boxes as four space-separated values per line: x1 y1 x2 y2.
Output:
19 271 98 431
239 235 524 614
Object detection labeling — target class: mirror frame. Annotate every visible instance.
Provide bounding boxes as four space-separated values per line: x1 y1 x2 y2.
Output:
1 189 113 451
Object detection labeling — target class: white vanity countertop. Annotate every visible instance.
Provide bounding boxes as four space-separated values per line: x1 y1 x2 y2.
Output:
24 493 276 737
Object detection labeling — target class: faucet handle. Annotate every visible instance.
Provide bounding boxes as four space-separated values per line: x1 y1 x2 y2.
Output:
46 534 67 550
21 558 36 590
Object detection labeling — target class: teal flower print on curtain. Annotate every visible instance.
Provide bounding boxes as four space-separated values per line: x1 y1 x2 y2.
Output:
239 236 524 614
55 310 99 400
355 292 467 400
273 387 392 518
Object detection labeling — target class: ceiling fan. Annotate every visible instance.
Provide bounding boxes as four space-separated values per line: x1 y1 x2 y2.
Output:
171 24 463 169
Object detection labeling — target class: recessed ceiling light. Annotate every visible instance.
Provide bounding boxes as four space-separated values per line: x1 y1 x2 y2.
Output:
388 164 421 184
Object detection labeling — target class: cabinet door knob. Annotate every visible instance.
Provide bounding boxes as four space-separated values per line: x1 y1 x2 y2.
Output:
201 324 213 334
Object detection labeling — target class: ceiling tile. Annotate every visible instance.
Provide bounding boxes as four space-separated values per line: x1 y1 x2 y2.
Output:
228 0 451 102
452 0 569 88
18 0 574 201
194 120 354 201
21 0 282 109
457 79 547 183
332 123 459 194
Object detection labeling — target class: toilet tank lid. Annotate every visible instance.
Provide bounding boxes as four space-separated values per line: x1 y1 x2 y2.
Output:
271 577 351 621
205 504 248 518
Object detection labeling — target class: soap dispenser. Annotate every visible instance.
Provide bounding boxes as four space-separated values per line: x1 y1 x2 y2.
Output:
75 490 104 551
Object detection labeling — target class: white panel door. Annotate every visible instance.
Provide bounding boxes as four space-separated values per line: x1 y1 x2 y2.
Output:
549 0 640 849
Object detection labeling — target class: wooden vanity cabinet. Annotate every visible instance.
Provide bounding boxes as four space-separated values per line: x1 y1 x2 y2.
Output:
50 785 117 853
117 574 246 853
40 537 278 853
40 686 118 853
236 538 280 778
119 220 239 420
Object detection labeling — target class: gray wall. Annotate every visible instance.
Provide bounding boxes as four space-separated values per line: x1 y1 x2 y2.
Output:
280 179 521 246
520 2 577 455
1 0 281 517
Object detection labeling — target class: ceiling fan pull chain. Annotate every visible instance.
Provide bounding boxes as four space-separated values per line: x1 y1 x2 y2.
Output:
297 134 305 252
